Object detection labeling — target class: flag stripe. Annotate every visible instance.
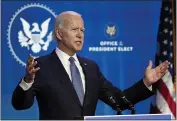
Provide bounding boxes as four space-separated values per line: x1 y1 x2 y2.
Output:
161 71 176 101
156 90 175 119
158 79 176 118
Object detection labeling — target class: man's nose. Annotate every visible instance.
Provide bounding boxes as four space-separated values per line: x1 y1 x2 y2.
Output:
76 30 83 38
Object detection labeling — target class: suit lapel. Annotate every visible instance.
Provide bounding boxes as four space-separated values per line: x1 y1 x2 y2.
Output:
77 56 93 106
49 51 82 107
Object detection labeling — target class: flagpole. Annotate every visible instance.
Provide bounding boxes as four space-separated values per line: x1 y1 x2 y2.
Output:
171 0 176 88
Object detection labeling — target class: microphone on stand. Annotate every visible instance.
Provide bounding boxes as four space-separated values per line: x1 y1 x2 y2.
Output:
105 91 122 115
119 92 136 114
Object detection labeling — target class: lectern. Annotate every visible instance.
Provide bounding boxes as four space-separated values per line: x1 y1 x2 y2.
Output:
82 114 172 120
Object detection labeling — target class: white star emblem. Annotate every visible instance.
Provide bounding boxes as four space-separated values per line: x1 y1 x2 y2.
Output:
163 28 168 33
164 18 168 22
170 63 173 69
163 51 167 55
169 9 172 13
170 31 172 35
170 20 172 24
163 40 168 45
164 6 169 11
170 42 173 46
170 53 173 57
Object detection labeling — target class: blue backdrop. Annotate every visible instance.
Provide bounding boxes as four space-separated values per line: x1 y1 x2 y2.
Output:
2 0 161 119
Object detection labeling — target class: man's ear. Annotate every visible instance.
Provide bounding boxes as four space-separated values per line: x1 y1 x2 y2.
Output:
55 28 62 40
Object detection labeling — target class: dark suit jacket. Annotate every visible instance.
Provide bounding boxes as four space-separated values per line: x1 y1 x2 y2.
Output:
12 50 154 120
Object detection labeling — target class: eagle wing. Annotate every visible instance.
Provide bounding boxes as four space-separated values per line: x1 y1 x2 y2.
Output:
40 18 51 39
20 17 32 39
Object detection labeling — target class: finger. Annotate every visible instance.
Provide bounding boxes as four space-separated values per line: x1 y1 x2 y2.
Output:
27 54 34 65
30 67 40 74
154 66 165 74
158 67 167 74
160 62 169 71
159 65 166 71
165 60 170 65
28 61 38 70
158 61 168 71
29 68 36 75
161 60 170 67
33 67 40 73
155 70 164 80
159 67 168 76
147 60 153 70
161 71 167 77
27 61 36 71
162 65 169 71
165 69 169 73
155 65 169 80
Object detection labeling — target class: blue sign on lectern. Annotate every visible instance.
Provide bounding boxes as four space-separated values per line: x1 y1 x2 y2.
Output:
84 114 172 120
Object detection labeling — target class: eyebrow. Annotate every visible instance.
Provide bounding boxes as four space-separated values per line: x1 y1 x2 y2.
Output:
72 27 85 30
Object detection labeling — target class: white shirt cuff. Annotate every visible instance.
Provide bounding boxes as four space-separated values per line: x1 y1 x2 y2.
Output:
143 78 152 91
146 85 152 91
19 79 34 91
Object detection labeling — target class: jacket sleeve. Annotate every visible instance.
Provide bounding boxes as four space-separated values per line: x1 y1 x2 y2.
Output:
121 79 154 106
11 60 41 110
11 82 36 110
97 63 154 111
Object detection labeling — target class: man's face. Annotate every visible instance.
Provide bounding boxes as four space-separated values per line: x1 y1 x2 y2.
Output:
58 15 84 55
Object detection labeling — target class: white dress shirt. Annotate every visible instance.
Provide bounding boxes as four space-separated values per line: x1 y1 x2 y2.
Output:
55 47 86 93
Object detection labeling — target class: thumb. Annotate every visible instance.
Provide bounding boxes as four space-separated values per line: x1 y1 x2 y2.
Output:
147 60 153 70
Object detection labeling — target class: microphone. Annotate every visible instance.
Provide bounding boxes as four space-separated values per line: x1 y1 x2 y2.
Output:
119 92 136 114
105 91 122 115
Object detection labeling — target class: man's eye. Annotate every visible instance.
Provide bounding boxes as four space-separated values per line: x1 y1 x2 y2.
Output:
72 28 77 30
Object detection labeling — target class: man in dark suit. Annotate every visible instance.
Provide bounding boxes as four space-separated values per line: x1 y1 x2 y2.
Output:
12 11 169 120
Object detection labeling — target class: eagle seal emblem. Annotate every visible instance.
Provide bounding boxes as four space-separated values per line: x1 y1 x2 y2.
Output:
7 3 57 66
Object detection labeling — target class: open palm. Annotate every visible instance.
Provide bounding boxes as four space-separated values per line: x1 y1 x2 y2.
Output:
144 60 169 86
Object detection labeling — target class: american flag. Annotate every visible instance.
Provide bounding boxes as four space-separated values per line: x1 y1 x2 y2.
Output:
150 0 176 119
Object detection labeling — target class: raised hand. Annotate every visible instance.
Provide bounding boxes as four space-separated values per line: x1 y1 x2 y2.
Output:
24 54 40 83
143 60 170 87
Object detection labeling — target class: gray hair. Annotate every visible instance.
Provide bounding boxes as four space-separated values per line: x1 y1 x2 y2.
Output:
52 11 82 40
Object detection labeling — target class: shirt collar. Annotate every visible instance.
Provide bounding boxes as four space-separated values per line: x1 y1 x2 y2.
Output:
55 47 79 65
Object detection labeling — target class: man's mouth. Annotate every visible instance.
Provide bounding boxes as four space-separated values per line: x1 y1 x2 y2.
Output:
75 41 82 44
